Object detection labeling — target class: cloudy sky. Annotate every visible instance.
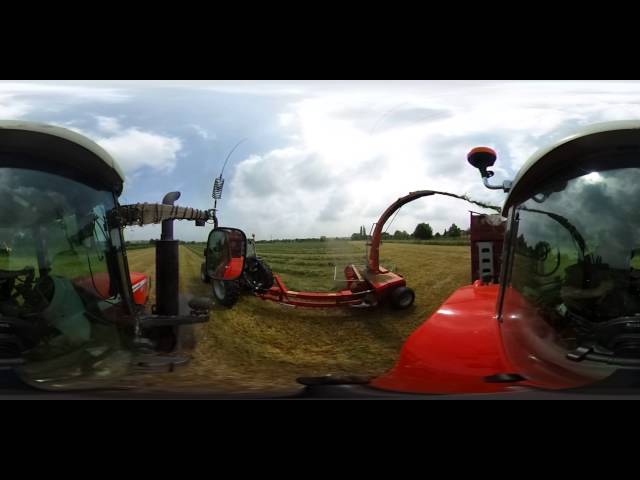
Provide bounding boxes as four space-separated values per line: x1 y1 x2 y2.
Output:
3 80 640 241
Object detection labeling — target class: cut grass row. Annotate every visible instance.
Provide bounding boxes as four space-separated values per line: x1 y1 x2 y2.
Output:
125 242 472 393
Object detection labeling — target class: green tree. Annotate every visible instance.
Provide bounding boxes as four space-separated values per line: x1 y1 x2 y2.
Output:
352 225 368 241
393 230 410 240
447 223 462 238
413 223 433 240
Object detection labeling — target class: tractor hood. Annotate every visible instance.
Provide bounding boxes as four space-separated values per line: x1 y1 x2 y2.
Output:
504 120 640 213
0 121 125 196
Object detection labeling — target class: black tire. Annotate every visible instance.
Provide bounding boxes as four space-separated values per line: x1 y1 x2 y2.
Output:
243 258 274 292
390 286 415 309
200 263 210 283
212 279 241 307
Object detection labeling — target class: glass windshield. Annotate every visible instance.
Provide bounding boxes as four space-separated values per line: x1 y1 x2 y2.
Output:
0 167 130 388
504 159 640 367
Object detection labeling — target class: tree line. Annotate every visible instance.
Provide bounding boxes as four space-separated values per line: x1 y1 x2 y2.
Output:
351 223 468 241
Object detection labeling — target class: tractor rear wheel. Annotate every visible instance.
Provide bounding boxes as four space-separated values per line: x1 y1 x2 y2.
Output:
390 286 415 309
200 263 210 283
212 279 241 307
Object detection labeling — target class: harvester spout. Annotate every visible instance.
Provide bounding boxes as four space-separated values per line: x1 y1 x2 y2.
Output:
367 190 502 273
367 190 437 273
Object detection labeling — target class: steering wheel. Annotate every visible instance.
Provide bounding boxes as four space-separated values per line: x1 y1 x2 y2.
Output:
533 243 562 277
0 267 55 315
0 266 35 298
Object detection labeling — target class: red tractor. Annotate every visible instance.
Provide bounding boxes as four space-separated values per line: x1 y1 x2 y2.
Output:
213 190 501 310
0 121 245 390
7 119 640 399
297 120 640 398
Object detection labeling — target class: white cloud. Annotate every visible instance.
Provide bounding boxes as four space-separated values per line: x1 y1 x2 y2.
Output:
278 113 296 127
0 94 32 118
96 128 182 174
0 81 128 102
7 80 640 240
223 80 640 239
189 124 214 140
52 117 184 176
95 115 122 133
0 81 129 120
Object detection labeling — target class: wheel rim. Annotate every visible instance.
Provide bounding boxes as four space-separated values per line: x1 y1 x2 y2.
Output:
398 292 413 308
214 281 226 299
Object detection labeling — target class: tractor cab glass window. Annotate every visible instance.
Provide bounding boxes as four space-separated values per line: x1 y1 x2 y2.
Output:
0 166 129 387
206 228 246 280
502 157 640 371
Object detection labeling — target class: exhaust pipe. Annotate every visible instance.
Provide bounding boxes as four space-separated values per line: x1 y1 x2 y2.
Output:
155 191 180 316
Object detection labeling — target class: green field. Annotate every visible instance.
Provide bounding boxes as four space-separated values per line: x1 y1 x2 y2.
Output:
127 240 471 393
187 240 394 291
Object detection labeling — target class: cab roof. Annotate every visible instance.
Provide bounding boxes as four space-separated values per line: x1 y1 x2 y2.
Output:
0 120 125 195
504 120 640 212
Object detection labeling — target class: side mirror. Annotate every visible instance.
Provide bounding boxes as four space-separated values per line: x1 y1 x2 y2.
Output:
206 227 246 281
467 146 512 192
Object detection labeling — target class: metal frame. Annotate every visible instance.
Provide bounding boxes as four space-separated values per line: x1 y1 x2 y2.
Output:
257 275 375 308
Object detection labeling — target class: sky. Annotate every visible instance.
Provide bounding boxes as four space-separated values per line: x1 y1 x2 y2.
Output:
3 80 640 242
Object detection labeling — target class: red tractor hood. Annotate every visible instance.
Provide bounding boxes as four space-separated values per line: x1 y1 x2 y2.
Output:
372 283 516 394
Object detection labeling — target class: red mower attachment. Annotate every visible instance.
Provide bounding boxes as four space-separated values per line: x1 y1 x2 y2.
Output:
257 271 376 308
252 190 500 310
256 262 415 309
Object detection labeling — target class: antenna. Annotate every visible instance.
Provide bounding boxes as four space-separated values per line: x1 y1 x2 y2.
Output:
211 138 248 223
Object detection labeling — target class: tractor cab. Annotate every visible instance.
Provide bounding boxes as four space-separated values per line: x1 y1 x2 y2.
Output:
0 122 141 389
0 121 244 391
376 121 640 394
494 121 640 388
201 229 275 307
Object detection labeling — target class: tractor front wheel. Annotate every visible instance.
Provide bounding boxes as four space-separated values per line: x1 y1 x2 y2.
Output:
390 286 415 309
212 279 241 307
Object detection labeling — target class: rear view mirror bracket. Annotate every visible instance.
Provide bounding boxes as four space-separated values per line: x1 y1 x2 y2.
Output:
467 147 512 192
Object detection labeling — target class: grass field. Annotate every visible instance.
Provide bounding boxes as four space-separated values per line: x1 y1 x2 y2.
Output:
126 240 471 393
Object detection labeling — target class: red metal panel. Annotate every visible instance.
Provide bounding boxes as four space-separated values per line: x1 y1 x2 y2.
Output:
73 272 111 299
222 256 245 280
256 275 373 307
130 271 149 305
363 270 405 290
371 284 518 394
74 271 149 306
